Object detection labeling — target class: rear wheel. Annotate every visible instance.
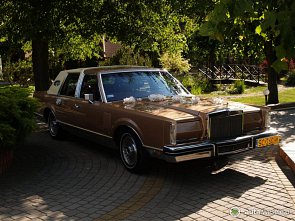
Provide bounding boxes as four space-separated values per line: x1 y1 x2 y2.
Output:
48 112 62 139
119 131 147 173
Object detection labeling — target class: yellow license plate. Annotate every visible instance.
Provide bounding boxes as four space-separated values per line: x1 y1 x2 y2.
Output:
256 135 280 148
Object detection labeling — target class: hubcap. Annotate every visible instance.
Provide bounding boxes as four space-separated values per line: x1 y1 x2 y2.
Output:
121 134 138 167
49 114 58 136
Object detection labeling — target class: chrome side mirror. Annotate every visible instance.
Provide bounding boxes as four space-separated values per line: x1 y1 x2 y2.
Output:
84 94 94 104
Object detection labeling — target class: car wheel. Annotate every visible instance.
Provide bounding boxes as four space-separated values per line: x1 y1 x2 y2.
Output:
48 112 62 139
119 131 147 173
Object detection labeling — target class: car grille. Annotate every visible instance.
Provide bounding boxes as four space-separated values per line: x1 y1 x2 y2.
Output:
209 110 243 140
216 138 252 155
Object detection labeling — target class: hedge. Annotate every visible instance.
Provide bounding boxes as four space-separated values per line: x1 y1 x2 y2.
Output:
0 86 39 150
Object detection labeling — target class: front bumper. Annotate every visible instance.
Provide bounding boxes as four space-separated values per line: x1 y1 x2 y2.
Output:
163 129 279 163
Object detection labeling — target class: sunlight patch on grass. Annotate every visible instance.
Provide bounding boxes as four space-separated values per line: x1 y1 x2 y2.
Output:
231 87 295 105
244 86 267 94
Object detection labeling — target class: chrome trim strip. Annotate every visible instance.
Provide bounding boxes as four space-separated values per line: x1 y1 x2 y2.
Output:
252 129 277 137
216 135 253 145
75 71 84 98
164 142 214 152
97 68 164 75
143 145 162 151
34 112 43 117
57 120 112 139
173 151 211 162
218 147 252 156
211 129 277 145
98 74 107 103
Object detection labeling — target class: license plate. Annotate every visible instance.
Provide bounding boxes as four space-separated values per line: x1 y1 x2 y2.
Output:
256 135 280 148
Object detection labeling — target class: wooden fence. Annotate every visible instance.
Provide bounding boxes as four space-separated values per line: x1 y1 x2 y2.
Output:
195 64 267 85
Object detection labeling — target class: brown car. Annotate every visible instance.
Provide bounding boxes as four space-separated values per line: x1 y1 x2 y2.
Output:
34 66 280 172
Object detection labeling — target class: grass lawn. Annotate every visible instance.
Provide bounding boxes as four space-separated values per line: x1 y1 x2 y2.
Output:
244 85 267 94
231 87 295 105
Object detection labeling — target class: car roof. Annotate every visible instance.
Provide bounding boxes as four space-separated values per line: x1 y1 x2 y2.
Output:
65 66 165 75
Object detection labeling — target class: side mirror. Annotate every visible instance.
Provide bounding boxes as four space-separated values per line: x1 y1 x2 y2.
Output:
84 94 94 104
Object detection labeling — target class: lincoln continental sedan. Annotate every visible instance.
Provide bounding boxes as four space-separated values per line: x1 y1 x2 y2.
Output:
34 66 280 172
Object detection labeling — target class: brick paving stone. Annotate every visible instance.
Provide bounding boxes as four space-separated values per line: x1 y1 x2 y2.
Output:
0 112 295 221
180 217 194 221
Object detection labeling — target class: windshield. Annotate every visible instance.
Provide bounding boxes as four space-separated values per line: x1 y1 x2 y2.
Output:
101 71 190 102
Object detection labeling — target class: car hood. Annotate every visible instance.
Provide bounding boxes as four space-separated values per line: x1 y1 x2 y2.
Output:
111 97 260 122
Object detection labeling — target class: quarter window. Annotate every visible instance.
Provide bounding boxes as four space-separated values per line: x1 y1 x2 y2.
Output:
59 73 80 96
80 74 101 101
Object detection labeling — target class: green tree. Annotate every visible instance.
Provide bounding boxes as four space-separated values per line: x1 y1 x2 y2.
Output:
0 0 104 91
101 0 199 66
199 0 295 104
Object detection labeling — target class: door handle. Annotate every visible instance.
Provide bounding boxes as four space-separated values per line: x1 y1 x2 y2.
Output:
74 104 80 108
56 98 62 105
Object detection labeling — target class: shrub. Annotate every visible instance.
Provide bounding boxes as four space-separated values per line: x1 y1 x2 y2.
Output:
229 80 245 94
286 71 295 86
102 46 152 67
181 74 213 95
159 52 191 75
0 86 39 150
3 60 33 87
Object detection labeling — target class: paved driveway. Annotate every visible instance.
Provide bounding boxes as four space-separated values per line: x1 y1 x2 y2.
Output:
0 110 295 221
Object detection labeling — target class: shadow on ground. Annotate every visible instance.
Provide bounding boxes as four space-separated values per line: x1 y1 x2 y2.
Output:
0 131 269 221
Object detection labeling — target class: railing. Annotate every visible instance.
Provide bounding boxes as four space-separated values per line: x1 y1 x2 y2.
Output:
196 64 266 85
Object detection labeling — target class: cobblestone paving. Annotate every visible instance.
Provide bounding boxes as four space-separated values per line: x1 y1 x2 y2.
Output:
0 111 294 221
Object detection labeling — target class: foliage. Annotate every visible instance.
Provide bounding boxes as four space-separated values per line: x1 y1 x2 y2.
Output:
0 0 105 90
199 0 295 72
286 71 295 87
159 52 191 75
228 80 245 94
0 87 39 150
51 33 103 65
198 0 295 104
3 60 33 87
103 1 196 55
181 74 213 94
102 46 152 67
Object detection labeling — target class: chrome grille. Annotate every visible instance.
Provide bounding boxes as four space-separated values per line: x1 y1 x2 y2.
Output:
209 110 243 140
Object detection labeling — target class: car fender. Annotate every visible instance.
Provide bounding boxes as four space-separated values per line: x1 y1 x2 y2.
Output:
112 118 145 145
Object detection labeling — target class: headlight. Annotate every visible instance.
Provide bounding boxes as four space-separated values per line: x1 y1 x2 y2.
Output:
170 122 176 145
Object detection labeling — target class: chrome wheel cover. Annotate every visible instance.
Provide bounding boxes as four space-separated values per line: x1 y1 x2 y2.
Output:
120 134 138 168
48 113 58 137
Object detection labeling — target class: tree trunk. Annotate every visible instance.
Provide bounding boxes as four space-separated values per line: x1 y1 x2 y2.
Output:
32 39 50 91
264 40 279 104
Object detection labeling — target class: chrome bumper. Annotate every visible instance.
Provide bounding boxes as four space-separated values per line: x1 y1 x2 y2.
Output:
163 129 279 163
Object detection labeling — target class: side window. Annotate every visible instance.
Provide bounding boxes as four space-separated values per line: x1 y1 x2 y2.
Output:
80 74 101 101
59 73 80 96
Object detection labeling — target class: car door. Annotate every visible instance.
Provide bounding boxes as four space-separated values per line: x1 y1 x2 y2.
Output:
72 74 105 135
54 72 81 126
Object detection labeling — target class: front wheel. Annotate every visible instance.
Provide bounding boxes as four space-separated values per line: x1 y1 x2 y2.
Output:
119 131 147 173
48 112 62 139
